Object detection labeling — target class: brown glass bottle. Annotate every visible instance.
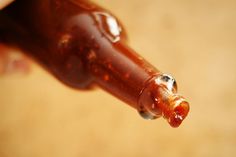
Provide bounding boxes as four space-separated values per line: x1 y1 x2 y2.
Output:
0 0 189 127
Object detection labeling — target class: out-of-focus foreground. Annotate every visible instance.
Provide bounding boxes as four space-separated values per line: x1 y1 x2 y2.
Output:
0 0 236 157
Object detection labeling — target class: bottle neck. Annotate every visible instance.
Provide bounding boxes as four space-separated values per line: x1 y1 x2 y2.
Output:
88 41 159 108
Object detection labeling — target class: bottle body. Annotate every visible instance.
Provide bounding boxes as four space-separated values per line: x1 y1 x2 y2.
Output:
1 0 158 106
1 0 98 88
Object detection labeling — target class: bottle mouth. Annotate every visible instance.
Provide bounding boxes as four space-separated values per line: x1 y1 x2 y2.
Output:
138 74 190 127
164 95 189 127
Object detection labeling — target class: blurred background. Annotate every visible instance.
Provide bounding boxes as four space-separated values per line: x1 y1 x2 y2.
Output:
1 0 236 157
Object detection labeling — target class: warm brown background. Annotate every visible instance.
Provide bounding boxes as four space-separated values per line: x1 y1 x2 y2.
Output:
1 0 236 157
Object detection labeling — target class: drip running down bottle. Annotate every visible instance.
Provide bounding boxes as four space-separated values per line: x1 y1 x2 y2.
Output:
0 0 189 127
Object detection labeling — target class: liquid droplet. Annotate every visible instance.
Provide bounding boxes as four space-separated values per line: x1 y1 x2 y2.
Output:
93 12 122 43
139 110 157 120
155 74 177 93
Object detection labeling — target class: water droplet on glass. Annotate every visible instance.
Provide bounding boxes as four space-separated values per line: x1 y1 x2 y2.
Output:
139 110 157 120
155 74 177 93
93 12 122 43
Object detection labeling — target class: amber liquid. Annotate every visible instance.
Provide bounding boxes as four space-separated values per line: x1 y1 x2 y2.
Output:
0 0 189 127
